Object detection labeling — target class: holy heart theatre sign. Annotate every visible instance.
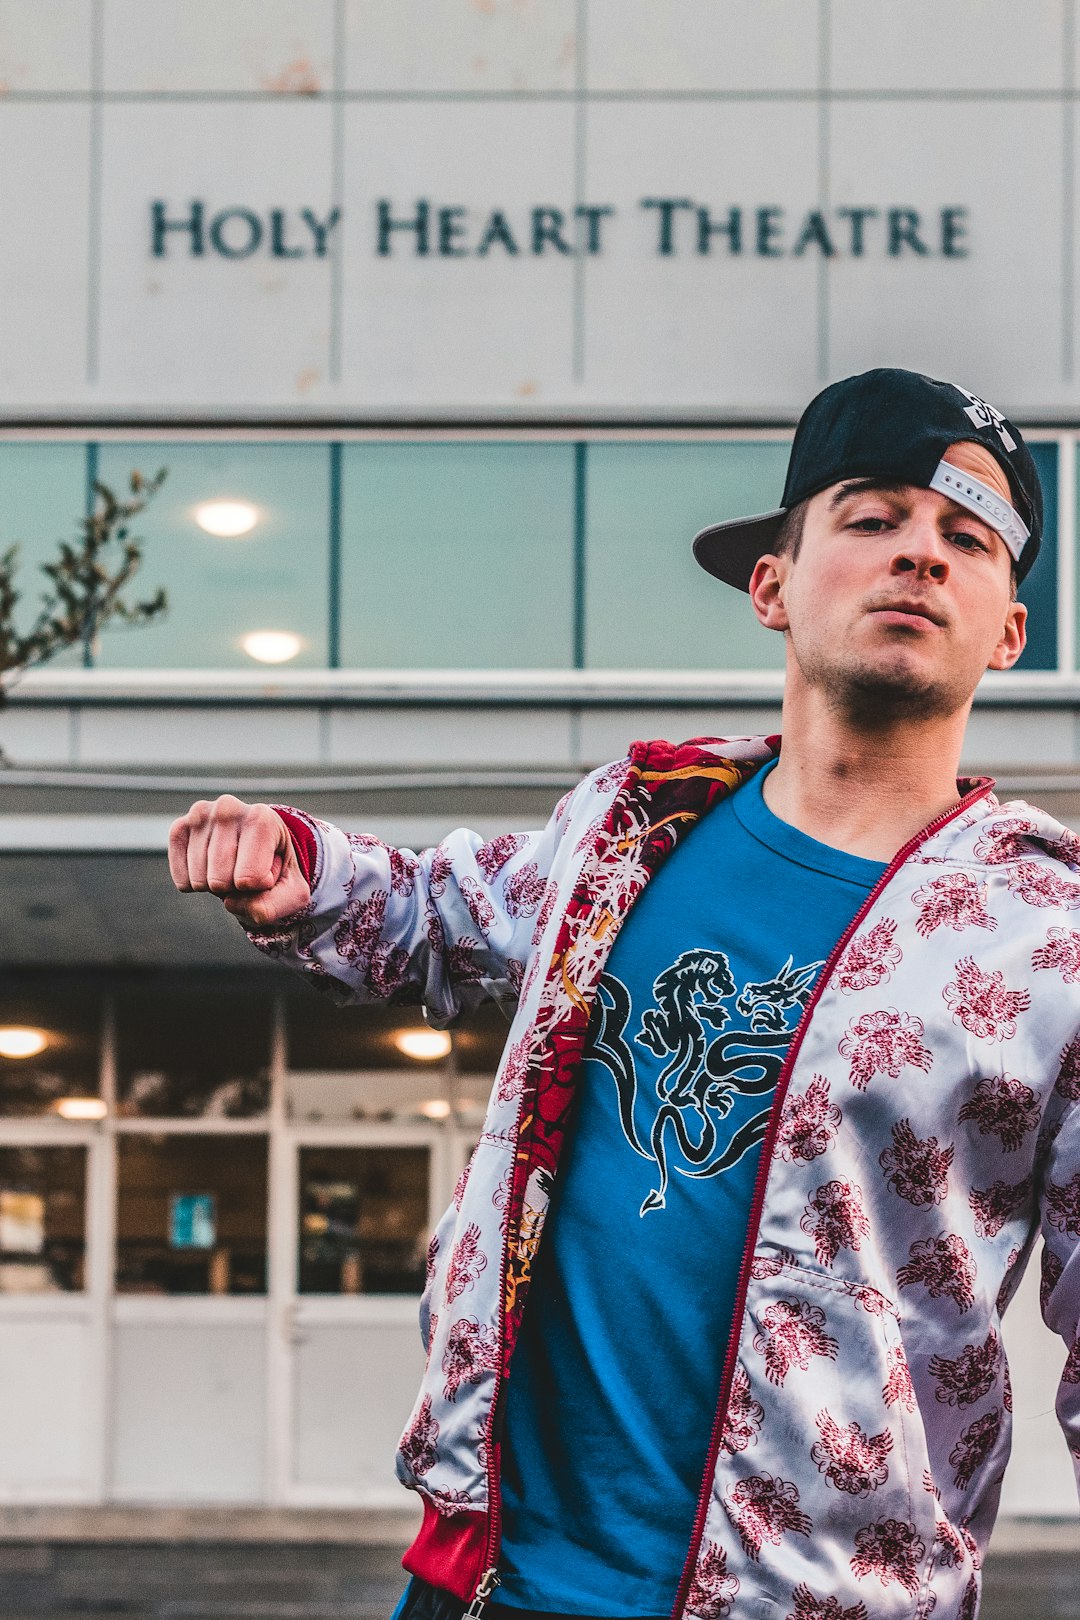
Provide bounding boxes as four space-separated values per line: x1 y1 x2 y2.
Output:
149 198 971 262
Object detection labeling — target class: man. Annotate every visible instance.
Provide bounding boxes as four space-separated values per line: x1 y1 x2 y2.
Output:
170 369 1080 1620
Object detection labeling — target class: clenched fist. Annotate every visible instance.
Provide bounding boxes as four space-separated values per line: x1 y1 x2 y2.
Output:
168 795 311 928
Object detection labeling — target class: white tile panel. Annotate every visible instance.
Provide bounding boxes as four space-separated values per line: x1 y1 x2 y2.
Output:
95 101 336 407
341 100 577 407
345 0 577 93
581 99 822 409
827 99 1063 414
587 0 820 92
0 104 91 404
831 0 1064 92
102 0 335 94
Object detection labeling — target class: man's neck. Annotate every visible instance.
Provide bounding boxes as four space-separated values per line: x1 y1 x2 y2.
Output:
761 688 974 864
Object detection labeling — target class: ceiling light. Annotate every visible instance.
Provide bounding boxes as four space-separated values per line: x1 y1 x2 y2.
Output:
0 1027 47 1059
395 1029 452 1062
241 630 303 664
194 500 259 537
419 1098 452 1120
55 1097 107 1121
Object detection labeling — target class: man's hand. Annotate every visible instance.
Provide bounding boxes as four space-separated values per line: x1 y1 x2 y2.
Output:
168 796 312 928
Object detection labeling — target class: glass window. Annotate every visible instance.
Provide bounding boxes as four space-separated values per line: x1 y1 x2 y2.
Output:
115 984 270 1118
287 999 439 1073
584 441 791 670
0 1146 86 1294
1015 439 1056 672
0 979 101 1118
93 442 330 668
284 997 501 1125
340 443 576 667
0 442 88 668
115 1134 267 1295
298 1146 429 1295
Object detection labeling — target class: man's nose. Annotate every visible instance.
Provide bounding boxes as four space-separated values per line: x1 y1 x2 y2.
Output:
889 519 950 582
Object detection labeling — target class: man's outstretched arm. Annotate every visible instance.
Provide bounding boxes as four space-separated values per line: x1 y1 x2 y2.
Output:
168 779 598 1021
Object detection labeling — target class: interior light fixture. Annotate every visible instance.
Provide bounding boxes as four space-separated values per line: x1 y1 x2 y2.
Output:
241 630 303 664
419 1098 452 1121
55 1097 107 1121
394 1029 452 1062
194 499 260 537
0 1027 47 1060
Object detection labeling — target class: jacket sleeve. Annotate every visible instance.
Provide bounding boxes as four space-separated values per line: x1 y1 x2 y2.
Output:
241 774 603 1024
1037 1046 1080 1497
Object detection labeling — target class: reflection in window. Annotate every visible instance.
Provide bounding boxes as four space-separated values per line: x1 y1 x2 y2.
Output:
0 443 88 670
116 984 270 1118
298 1147 429 1295
286 1069 451 1125
115 1135 267 1295
93 442 330 669
0 981 101 1118
340 443 576 668
584 441 791 670
0 1147 86 1293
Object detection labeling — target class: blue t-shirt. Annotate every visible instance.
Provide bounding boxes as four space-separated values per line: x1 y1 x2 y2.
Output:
495 763 886 1617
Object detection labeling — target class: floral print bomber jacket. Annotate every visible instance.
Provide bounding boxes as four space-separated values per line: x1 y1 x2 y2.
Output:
258 735 1080 1620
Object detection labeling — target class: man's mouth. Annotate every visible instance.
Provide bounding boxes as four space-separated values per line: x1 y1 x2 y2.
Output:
867 600 946 628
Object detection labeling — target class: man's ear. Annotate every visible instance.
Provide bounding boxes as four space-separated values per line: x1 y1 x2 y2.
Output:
748 554 789 632
986 599 1027 671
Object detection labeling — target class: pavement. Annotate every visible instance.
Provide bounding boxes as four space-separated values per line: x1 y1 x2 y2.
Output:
0 1541 1074 1620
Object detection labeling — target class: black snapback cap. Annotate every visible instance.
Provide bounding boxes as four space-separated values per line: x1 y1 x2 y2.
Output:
693 368 1043 591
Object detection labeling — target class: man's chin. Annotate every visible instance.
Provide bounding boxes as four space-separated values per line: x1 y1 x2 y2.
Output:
823 661 967 724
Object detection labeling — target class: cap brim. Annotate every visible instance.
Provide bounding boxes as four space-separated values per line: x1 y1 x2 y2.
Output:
692 509 787 592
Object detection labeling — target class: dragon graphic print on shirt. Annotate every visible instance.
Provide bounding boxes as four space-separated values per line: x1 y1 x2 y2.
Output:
589 946 823 1216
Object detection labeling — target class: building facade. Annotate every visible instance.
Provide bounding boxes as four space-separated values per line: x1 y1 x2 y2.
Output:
0 0 1076 1522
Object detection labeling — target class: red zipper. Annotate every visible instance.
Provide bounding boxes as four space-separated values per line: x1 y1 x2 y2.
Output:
668 780 993 1618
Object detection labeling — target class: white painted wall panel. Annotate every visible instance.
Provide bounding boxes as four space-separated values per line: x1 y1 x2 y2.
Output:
582 100 822 408
97 101 336 406
0 0 93 92
291 1321 425 1501
111 1320 267 1501
827 99 1064 414
0 104 92 403
831 0 1064 92
999 1245 1078 1517
102 0 335 95
0 1316 93 1493
587 0 820 92
342 100 577 408
345 0 577 93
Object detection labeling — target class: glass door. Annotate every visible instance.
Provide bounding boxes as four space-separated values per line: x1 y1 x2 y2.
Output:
0 1128 105 1502
273 1102 455 1509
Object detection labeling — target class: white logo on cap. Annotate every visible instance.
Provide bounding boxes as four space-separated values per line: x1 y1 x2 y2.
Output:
955 387 1017 454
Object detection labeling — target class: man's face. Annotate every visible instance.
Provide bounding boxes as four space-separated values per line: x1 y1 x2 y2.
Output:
750 440 1028 723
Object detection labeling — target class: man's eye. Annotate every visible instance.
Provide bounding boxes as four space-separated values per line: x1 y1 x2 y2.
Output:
848 516 891 533
951 531 990 553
